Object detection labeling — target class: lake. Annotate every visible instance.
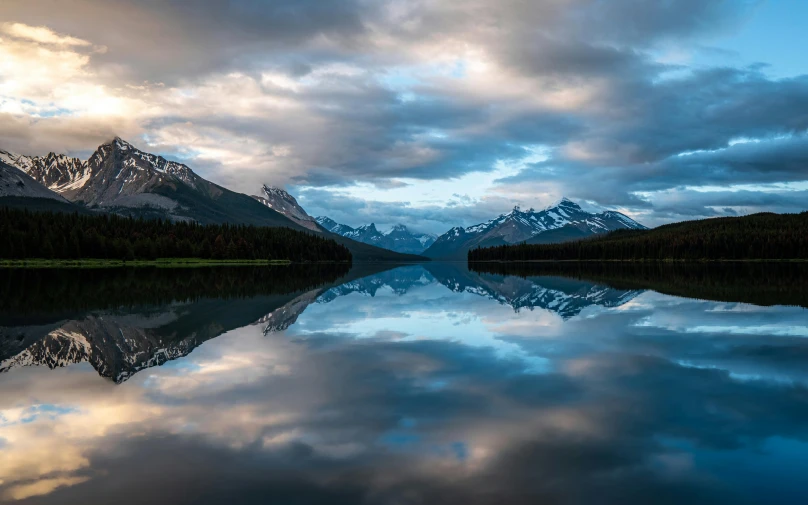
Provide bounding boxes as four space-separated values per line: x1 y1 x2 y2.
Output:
1 262 808 504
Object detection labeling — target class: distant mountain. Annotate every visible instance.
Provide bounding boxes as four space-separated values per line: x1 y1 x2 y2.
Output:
469 211 808 262
253 185 322 232
0 159 69 201
1 139 427 262
1 138 297 228
424 198 646 258
247 187 428 260
385 225 437 254
315 216 355 236
316 218 437 254
1 149 90 199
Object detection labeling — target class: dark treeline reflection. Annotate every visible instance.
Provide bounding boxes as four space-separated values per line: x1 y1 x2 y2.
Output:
0 264 352 382
0 263 350 321
469 261 808 308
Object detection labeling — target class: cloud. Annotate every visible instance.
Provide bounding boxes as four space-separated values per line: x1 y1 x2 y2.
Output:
4 267 808 502
0 0 804 228
0 22 91 47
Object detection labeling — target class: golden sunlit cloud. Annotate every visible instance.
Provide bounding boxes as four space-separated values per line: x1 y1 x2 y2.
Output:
0 22 91 47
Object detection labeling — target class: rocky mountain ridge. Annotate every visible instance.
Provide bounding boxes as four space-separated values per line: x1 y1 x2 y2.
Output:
316 218 437 255
0 158 70 201
424 198 646 258
253 185 321 232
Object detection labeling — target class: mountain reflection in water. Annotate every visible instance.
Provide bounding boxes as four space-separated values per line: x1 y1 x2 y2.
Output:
1 262 807 504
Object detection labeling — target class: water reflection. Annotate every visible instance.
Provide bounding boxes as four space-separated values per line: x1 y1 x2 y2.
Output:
1 263 808 504
0 265 351 382
469 261 808 309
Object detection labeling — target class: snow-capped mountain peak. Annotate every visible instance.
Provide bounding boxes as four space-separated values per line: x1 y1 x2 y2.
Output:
424 197 646 258
357 223 378 232
315 218 436 254
1 147 90 197
113 136 134 151
0 149 34 172
545 196 578 209
261 184 294 201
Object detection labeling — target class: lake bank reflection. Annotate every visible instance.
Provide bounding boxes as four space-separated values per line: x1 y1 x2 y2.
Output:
1 263 807 504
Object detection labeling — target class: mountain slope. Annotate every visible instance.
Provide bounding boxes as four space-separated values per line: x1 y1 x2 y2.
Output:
425 198 646 259
316 217 437 254
315 216 355 236
0 160 70 201
3 139 426 261
1 150 89 198
253 185 322 232
3 138 306 228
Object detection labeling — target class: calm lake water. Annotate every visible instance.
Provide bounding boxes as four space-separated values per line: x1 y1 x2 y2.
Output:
1 263 808 504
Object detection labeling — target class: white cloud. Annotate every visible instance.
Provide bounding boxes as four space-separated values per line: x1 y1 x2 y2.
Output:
1 22 91 47
0 1 805 227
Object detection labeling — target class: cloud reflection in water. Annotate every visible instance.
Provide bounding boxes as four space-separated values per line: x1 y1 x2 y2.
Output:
1 264 808 504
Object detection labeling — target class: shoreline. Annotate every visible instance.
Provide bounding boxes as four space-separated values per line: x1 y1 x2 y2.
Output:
466 258 808 263
0 258 352 269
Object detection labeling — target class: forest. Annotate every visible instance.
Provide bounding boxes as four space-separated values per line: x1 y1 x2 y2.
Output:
468 212 808 262
0 207 351 262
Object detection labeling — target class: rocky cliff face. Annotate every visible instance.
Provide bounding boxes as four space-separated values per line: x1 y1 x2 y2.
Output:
253 185 322 232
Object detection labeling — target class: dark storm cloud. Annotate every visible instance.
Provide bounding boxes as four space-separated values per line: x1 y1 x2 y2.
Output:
295 187 516 234
0 0 370 84
1 0 805 225
494 65 808 220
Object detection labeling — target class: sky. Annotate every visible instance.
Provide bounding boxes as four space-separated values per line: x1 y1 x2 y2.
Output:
0 0 807 233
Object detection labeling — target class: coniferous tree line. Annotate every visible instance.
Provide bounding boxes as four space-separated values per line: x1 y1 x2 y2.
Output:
469 212 808 262
0 207 351 262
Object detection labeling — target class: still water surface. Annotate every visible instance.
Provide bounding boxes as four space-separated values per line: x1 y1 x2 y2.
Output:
1 263 808 504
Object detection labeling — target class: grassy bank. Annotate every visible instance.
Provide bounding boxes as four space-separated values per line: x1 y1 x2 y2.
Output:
0 258 296 269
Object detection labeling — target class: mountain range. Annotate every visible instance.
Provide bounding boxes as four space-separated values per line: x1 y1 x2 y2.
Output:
0 139 423 262
1 138 647 260
423 198 646 258
3 138 296 227
316 218 437 255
